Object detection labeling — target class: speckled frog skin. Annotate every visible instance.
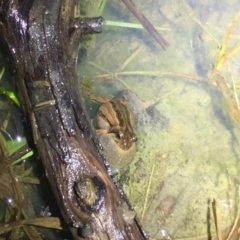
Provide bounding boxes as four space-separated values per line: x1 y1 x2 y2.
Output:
92 96 137 169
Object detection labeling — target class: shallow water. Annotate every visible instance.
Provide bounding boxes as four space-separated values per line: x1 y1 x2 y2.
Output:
1 0 240 239
78 0 240 238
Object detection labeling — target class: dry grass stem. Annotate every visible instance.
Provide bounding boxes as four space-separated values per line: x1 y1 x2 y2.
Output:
185 9 219 46
116 45 144 72
226 187 240 240
95 71 205 81
89 61 131 89
141 157 156 220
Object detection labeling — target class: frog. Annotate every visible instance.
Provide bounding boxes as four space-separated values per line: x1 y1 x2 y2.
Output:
91 95 137 169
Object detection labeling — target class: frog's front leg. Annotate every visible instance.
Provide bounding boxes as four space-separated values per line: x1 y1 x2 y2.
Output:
95 122 122 139
96 128 108 135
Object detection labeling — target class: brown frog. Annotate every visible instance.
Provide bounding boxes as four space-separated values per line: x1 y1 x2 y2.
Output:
92 95 137 169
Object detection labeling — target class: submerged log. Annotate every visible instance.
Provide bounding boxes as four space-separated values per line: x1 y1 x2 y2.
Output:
0 0 147 239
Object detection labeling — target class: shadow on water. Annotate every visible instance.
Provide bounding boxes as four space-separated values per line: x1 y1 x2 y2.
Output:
201 81 240 161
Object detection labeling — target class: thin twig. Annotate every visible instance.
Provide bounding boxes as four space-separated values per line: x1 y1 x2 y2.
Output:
122 0 169 50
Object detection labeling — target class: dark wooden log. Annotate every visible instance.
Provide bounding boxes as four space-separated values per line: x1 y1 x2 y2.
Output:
0 0 148 239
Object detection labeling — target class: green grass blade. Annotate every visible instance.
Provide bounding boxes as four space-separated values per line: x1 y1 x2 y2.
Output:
105 20 170 31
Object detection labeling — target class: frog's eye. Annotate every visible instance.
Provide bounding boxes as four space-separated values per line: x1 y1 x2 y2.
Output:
118 131 124 139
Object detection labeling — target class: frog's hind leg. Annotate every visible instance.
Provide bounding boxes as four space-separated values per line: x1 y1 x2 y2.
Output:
91 95 112 104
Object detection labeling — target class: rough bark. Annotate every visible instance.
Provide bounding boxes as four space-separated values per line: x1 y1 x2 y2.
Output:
0 0 147 239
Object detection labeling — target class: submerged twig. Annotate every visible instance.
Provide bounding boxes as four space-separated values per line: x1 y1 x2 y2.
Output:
212 199 222 240
122 0 169 50
89 61 131 89
116 45 144 72
95 70 205 81
141 156 156 220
